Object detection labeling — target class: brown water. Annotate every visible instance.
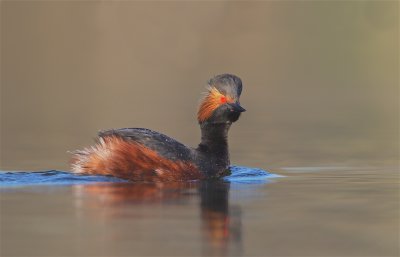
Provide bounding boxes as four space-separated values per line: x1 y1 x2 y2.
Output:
1 1 399 256
1 167 398 256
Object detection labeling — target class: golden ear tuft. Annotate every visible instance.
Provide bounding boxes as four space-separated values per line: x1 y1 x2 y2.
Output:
197 87 233 122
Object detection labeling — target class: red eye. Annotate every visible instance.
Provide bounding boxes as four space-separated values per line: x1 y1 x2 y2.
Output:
220 96 227 103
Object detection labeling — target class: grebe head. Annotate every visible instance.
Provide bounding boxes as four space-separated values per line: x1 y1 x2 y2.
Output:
198 74 246 124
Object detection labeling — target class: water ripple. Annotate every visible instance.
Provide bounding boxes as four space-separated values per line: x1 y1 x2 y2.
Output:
0 166 279 187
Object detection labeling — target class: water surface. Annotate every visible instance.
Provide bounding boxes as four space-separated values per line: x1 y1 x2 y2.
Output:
1 166 398 256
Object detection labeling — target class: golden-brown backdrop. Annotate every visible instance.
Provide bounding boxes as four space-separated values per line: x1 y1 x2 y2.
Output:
1 1 398 171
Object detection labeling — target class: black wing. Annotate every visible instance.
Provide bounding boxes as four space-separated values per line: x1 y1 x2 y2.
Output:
98 128 193 161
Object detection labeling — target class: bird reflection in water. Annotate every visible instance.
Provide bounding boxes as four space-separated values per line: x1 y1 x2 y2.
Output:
73 180 242 256
200 181 242 256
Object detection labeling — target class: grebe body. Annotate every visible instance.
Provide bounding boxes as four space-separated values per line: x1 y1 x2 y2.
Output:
71 74 245 181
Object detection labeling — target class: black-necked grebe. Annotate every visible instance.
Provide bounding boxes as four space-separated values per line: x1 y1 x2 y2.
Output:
71 74 246 181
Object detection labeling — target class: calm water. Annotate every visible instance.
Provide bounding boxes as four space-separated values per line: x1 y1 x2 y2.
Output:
1 166 398 256
1 1 399 256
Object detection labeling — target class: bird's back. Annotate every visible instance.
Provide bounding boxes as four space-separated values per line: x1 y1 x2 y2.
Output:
71 128 204 182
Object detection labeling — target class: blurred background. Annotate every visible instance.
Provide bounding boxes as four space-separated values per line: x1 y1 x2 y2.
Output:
1 1 398 171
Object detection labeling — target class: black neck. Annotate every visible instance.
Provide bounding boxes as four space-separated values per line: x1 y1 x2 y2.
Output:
197 122 231 155
194 122 232 177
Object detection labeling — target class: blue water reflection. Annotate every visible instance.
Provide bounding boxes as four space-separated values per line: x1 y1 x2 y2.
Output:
0 165 279 187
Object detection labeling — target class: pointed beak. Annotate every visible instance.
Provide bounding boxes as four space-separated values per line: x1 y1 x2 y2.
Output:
229 102 246 113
